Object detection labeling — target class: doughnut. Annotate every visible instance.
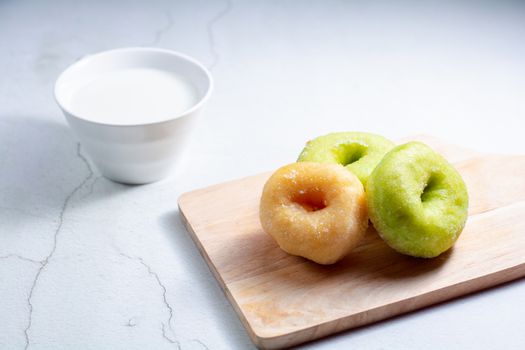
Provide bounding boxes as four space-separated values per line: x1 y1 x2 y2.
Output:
297 132 395 186
366 142 469 258
259 162 368 264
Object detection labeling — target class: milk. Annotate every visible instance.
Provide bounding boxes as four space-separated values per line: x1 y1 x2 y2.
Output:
69 68 199 125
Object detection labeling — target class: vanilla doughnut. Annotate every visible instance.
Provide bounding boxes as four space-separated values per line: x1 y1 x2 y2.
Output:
259 162 368 264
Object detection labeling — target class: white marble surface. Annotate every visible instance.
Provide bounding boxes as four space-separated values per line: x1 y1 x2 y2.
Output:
1 0 525 349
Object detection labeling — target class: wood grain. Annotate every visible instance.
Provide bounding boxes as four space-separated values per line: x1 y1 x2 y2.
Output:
178 136 525 349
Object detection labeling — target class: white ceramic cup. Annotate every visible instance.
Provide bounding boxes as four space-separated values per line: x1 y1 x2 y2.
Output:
55 47 213 184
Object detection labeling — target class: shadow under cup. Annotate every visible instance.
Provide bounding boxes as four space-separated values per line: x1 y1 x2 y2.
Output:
54 48 213 185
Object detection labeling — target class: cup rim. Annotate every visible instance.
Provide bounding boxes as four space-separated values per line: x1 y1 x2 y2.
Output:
54 47 213 127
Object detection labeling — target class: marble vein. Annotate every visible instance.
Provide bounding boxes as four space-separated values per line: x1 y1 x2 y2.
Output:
23 143 94 350
191 338 211 350
0 254 42 265
145 10 174 47
162 323 182 349
155 11 174 46
206 0 232 70
81 176 101 201
118 252 179 346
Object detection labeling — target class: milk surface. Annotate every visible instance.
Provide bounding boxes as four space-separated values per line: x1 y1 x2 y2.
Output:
70 68 199 125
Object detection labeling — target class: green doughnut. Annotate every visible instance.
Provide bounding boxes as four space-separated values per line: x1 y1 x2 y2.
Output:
366 142 469 258
297 132 395 185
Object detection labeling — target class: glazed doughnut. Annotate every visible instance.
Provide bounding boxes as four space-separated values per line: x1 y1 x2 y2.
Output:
297 132 395 186
259 162 368 264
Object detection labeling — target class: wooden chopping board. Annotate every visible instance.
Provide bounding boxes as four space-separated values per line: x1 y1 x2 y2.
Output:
178 135 525 349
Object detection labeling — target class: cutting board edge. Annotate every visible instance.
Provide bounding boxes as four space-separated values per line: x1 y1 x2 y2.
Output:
247 262 525 349
178 203 264 346
178 172 271 205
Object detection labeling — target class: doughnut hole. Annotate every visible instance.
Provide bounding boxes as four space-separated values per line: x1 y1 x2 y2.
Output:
291 188 327 212
420 172 447 205
334 142 368 166
260 162 368 265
